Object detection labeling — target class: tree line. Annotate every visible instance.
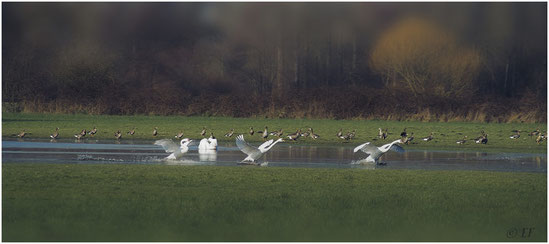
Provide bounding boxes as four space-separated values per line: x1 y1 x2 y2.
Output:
2 3 546 122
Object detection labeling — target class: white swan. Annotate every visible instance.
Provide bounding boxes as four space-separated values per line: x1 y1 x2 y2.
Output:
235 134 284 165
155 138 192 160
353 139 404 165
198 133 218 151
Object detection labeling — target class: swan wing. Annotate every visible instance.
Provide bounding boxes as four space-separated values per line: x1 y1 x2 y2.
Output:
154 139 179 153
389 144 405 153
236 135 260 156
354 142 380 155
258 139 274 151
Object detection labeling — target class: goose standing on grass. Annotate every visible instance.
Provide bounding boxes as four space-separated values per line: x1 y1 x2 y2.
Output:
378 128 387 140
200 127 207 137
235 135 284 165
536 133 544 144
337 128 343 138
261 126 269 140
309 128 319 139
88 127 97 136
271 129 283 138
80 129 87 137
301 129 310 138
529 128 540 137
340 132 351 141
456 136 467 144
155 138 193 160
287 129 301 141
400 128 407 138
249 127 254 136
127 127 136 135
348 130 356 140
404 132 414 145
353 139 404 165
17 130 27 138
175 131 184 139
510 131 520 139
422 132 433 142
153 127 158 137
114 130 122 140
74 133 84 140
480 134 488 144
199 132 218 151
50 128 59 139
225 129 234 137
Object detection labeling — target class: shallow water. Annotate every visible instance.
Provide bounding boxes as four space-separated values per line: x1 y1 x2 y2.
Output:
2 138 547 173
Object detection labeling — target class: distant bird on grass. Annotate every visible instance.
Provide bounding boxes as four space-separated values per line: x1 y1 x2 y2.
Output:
353 139 404 165
114 130 122 140
155 138 193 160
74 133 84 140
17 130 28 138
536 133 545 144
235 135 284 165
80 129 87 137
400 128 407 138
529 128 540 137
336 128 343 138
224 129 234 137
153 127 158 137
50 127 59 139
309 128 319 140
200 127 207 137
249 127 254 136
348 130 356 140
510 131 520 139
456 136 467 144
287 129 301 141
260 126 269 140
175 131 184 139
127 127 136 135
422 132 433 142
404 132 414 145
378 128 387 140
88 127 97 136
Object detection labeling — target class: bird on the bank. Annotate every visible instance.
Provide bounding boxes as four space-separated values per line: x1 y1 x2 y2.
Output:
348 130 356 140
114 130 122 140
400 128 407 138
80 129 87 137
529 128 540 137
536 133 545 144
153 127 158 137
404 132 414 145
200 127 207 137
17 130 27 138
422 132 433 142
309 128 319 139
261 126 269 140
199 132 218 151
340 132 351 141
50 127 59 139
235 135 284 165
300 130 310 138
88 127 97 136
336 128 343 138
378 128 388 140
127 127 136 135
175 131 184 139
224 129 234 137
287 129 301 141
271 129 283 138
249 127 255 136
510 131 520 139
353 139 404 165
74 133 84 140
456 136 467 144
155 138 193 160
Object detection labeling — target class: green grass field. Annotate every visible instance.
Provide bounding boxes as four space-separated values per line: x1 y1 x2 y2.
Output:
2 112 547 153
2 164 546 241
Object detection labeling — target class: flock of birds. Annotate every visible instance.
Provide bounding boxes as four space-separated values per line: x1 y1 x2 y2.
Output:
11 125 544 166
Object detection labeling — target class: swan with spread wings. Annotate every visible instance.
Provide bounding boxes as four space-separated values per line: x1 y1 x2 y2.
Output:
235 135 284 164
353 139 404 165
154 138 193 160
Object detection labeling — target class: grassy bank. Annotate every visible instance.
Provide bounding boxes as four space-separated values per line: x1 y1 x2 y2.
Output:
3 164 546 241
2 112 546 153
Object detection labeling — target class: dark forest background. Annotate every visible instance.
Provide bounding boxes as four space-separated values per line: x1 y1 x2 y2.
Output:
2 3 547 122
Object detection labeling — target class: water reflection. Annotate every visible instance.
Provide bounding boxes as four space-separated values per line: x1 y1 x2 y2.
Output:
2 139 547 173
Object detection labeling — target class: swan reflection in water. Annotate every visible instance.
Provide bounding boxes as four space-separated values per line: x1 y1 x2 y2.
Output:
199 149 217 162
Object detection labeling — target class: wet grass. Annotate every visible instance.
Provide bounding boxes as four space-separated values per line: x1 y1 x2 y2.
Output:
3 112 547 153
3 163 546 241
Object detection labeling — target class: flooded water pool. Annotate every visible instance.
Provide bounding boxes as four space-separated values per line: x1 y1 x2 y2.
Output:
2 138 546 173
